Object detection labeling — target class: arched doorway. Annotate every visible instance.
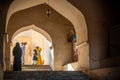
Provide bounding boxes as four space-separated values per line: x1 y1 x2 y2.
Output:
4 0 89 71
10 25 54 70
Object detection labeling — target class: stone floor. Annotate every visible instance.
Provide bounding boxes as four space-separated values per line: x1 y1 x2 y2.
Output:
3 71 90 80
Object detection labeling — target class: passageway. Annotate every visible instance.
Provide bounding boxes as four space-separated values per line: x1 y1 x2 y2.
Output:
1 0 116 79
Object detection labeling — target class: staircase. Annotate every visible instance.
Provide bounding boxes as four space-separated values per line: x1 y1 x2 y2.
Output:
4 71 90 80
22 65 51 71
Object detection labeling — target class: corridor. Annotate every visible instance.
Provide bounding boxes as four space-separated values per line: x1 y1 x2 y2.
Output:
1 0 120 80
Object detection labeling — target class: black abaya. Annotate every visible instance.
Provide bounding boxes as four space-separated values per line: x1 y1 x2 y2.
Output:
13 43 22 71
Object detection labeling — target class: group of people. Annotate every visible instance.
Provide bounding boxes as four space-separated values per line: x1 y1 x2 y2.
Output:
12 42 43 71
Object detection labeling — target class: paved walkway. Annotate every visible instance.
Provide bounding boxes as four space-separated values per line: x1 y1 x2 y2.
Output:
4 71 90 80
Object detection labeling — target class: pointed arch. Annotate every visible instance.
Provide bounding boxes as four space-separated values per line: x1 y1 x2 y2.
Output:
11 24 52 43
5 0 89 70
6 0 88 44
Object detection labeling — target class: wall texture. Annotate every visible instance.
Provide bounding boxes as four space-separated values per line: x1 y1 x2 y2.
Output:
68 0 110 69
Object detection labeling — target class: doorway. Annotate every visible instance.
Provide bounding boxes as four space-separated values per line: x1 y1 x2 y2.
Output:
10 28 54 70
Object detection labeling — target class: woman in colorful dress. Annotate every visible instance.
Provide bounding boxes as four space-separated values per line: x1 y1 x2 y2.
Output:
36 46 44 65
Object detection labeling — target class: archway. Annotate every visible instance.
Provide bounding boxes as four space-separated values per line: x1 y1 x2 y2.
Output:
5 0 89 71
10 25 54 70
6 0 88 45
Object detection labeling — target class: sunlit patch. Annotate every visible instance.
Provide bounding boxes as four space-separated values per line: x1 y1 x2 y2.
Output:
67 64 74 71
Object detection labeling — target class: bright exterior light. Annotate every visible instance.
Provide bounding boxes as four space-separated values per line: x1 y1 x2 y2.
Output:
68 64 74 71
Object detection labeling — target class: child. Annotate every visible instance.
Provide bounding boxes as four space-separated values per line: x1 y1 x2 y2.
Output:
33 49 37 65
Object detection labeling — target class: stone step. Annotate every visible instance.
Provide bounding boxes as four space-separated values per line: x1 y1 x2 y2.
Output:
22 65 51 71
22 65 50 68
4 71 90 80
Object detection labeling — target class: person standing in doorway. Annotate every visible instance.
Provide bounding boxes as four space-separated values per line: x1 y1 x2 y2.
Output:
21 42 26 65
13 42 22 71
36 46 44 65
32 49 37 65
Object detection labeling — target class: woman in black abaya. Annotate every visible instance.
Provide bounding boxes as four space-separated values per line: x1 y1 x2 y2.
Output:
13 42 22 71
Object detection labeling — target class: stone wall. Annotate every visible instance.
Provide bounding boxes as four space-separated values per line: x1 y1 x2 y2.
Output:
0 64 3 80
68 0 110 69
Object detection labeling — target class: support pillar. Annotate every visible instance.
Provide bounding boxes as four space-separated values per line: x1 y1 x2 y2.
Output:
4 33 11 71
